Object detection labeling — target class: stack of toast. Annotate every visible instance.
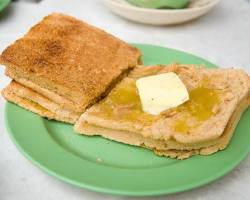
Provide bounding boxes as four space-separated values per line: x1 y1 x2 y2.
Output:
1 13 141 124
1 13 249 159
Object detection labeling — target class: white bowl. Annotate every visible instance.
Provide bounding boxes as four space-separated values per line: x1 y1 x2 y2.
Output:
101 0 222 25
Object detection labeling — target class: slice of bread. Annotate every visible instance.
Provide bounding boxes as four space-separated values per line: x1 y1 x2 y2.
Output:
74 64 250 159
0 13 141 113
2 81 79 124
77 90 249 159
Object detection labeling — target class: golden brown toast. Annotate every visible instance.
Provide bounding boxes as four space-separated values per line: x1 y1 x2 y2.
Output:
2 81 79 124
0 13 141 113
74 64 250 159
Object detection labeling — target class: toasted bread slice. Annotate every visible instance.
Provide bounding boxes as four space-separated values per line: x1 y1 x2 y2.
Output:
77 90 249 159
74 64 250 159
0 13 141 113
2 81 79 123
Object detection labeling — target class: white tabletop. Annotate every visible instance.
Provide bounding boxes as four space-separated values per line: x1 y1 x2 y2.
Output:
0 0 250 199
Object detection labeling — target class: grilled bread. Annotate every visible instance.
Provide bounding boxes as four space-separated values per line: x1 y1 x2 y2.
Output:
0 13 141 115
2 81 79 123
74 64 250 159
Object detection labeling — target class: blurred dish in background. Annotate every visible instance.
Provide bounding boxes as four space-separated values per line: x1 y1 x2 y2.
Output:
126 0 189 9
0 0 10 14
101 0 222 25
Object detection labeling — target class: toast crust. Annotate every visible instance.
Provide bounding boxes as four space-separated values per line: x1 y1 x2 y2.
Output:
2 81 79 123
5 69 77 111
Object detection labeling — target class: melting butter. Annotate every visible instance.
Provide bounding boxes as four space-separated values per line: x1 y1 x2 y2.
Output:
94 81 155 124
174 87 220 133
136 72 189 115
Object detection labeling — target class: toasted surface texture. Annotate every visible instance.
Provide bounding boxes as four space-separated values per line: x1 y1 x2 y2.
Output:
75 64 250 159
2 81 79 124
0 13 141 112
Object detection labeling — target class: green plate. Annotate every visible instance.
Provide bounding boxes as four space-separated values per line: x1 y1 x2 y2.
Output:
5 44 250 196
0 0 10 13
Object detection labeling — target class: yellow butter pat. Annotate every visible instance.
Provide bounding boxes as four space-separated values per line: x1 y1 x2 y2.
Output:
136 72 189 115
